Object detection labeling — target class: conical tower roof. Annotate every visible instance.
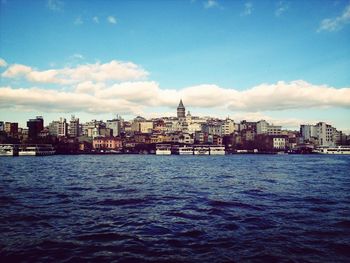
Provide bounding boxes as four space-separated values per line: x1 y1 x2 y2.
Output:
178 99 185 109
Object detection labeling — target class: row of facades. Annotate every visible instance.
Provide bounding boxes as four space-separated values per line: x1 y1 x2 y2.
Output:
0 101 348 152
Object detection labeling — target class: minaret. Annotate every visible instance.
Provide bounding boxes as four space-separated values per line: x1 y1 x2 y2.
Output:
177 99 186 119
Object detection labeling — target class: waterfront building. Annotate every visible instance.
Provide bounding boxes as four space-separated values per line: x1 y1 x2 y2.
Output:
194 131 207 144
178 133 194 144
255 134 287 151
68 115 80 138
27 116 44 141
92 137 123 151
272 136 287 150
300 122 338 147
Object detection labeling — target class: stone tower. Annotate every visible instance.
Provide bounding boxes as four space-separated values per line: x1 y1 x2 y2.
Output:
177 99 186 119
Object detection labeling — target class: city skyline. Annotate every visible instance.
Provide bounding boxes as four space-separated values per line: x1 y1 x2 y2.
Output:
1 0 350 132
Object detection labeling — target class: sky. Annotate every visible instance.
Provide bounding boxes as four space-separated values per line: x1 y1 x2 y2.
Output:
0 0 350 132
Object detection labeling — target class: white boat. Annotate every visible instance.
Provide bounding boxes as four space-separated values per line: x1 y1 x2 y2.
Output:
156 144 171 155
178 146 193 155
0 145 17 156
19 145 55 156
314 146 350 155
209 146 225 155
193 146 210 155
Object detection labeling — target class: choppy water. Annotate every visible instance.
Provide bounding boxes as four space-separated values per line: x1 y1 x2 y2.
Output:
1 155 350 262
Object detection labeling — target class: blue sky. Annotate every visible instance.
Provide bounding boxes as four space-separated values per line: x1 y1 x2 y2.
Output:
0 0 350 131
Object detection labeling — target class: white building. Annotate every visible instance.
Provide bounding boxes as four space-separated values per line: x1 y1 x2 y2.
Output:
188 122 202 135
48 117 68 137
106 119 121 137
221 118 235 135
273 137 286 149
131 117 153 134
257 120 281 135
202 123 222 136
300 122 338 147
68 115 80 138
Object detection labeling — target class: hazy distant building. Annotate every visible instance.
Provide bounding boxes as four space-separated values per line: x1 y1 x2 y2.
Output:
69 115 80 138
106 119 121 137
58 118 68 137
257 120 281 135
131 117 153 134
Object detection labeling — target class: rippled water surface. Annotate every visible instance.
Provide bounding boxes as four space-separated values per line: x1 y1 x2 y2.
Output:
1 155 350 262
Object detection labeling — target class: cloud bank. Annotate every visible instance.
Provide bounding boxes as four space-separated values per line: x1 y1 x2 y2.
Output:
1 59 349 117
2 60 149 84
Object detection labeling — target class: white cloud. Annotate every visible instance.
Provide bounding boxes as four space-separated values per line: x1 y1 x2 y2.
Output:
204 0 219 9
1 60 349 117
2 60 149 84
241 2 253 16
275 1 289 17
107 16 117 24
0 58 7 67
74 16 83 25
228 80 350 111
318 3 350 32
93 16 99 24
75 81 106 94
47 0 64 12
0 86 141 114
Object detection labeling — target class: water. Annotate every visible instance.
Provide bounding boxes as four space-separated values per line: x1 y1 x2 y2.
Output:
1 155 350 262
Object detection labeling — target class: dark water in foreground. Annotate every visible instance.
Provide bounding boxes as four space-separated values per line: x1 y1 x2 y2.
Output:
1 155 350 262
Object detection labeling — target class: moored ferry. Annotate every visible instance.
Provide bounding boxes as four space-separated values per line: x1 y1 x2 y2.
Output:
19 145 56 156
209 146 225 155
0 144 18 156
314 146 350 155
156 144 171 155
178 146 194 155
193 145 210 155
